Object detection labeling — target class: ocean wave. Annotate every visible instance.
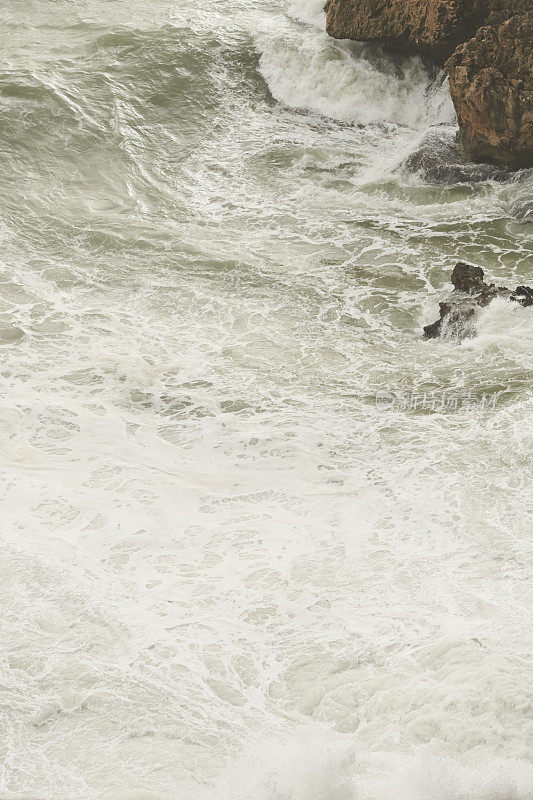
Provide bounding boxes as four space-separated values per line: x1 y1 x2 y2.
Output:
1 1 532 797
463 296 533 369
287 0 328 29
256 23 455 128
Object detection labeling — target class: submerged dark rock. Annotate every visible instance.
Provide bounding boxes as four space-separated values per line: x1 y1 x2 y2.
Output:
512 286 533 306
403 131 511 183
424 262 533 340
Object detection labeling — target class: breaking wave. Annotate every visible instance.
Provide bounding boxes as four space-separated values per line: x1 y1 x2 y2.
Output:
257 7 455 127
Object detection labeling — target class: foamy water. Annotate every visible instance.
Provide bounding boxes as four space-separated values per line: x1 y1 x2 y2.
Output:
0 0 532 798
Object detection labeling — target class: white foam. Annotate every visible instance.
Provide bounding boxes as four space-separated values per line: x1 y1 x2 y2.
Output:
207 728 533 800
288 0 328 29
257 24 455 128
464 296 533 369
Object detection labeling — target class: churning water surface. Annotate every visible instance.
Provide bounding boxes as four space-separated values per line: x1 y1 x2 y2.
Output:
0 0 532 798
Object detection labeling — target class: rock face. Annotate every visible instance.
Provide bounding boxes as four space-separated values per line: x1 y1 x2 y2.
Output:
423 262 533 340
325 0 484 62
446 13 533 169
325 0 530 62
325 0 533 168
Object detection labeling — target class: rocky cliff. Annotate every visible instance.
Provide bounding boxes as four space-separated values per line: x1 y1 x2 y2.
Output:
325 0 533 168
325 0 482 62
446 13 533 169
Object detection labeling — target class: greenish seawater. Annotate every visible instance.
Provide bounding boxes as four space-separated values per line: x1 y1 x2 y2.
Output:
0 1 531 798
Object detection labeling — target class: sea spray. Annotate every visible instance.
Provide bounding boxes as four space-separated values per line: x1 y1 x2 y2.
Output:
257 26 455 127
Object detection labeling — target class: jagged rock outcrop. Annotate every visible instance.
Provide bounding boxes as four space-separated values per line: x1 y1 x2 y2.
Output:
446 13 533 169
325 0 533 169
325 0 529 62
325 0 483 62
423 262 533 339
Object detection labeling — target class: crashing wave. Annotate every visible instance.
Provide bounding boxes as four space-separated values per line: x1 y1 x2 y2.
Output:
256 24 455 128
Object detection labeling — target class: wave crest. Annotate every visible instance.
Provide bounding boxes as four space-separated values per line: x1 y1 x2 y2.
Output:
257 25 455 128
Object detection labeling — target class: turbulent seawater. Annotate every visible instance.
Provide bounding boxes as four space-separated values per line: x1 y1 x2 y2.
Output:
0 0 532 797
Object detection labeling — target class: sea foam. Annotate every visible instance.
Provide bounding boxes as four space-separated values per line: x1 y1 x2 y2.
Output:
257 11 455 128
206 727 533 800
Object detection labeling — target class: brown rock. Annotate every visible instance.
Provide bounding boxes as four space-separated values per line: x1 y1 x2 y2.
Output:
325 0 530 63
446 13 533 169
326 0 474 62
